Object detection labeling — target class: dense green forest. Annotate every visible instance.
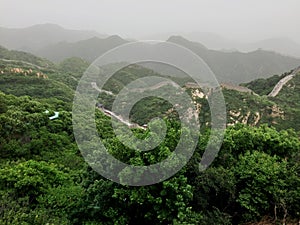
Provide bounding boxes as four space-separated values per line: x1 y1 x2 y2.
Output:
1 91 300 224
0 46 300 224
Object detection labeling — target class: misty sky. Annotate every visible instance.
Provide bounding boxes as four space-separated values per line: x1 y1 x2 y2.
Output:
1 0 300 42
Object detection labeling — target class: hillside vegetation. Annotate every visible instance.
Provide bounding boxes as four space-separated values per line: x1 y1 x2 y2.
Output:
0 48 74 102
237 68 300 131
0 46 54 68
0 89 299 224
0 49 300 224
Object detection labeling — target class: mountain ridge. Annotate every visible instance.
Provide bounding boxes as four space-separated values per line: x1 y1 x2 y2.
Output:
0 23 107 52
167 36 300 84
36 35 128 62
33 34 300 84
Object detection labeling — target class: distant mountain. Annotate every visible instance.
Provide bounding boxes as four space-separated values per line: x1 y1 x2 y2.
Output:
36 35 300 83
141 32 241 51
0 23 106 52
36 35 128 62
167 36 300 83
247 37 300 58
181 33 300 58
3 28 300 84
181 32 242 51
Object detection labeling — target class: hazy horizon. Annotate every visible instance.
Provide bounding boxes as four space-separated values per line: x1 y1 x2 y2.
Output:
1 0 300 43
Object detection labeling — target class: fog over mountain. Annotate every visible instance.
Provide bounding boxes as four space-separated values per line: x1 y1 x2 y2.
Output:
184 34 300 58
29 33 300 84
1 1 300 224
1 0 300 82
1 23 300 59
1 0 300 41
1 0 300 57
167 36 300 84
0 23 107 52
36 35 128 62
143 32 300 58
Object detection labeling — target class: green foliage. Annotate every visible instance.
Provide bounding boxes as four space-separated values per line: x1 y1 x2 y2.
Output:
192 166 235 211
0 92 76 162
0 51 299 225
271 73 300 131
219 124 299 161
233 151 299 222
0 160 69 199
0 160 81 225
81 174 194 225
0 45 54 68
241 74 284 95
0 73 74 102
48 57 90 89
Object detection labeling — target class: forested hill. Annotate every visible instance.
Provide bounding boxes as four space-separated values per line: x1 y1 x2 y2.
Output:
0 46 54 69
0 46 74 102
1 45 300 132
0 48 300 224
0 78 300 224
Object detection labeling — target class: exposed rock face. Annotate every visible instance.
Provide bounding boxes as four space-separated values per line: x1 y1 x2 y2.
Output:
270 105 285 119
253 112 261 126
